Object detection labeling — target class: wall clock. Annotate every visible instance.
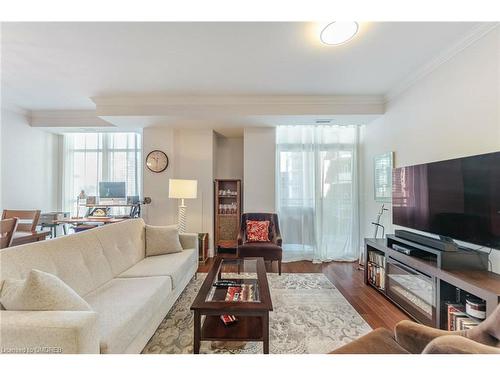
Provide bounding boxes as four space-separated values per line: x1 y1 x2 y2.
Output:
146 150 169 173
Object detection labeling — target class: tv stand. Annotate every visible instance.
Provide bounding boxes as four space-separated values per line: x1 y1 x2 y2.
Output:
365 237 500 330
388 233 488 270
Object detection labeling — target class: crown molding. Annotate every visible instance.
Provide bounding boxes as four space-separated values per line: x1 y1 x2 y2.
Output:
92 95 385 117
29 110 115 127
385 22 500 103
1 103 30 117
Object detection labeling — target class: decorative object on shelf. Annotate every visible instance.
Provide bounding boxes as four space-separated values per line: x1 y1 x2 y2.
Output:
465 297 486 320
168 179 198 233
214 179 242 254
146 150 169 173
374 151 394 203
372 203 388 239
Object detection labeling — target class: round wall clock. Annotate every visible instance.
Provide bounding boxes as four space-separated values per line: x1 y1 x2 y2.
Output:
146 150 169 173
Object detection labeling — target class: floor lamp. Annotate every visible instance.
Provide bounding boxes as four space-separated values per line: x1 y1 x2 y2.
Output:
168 179 198 233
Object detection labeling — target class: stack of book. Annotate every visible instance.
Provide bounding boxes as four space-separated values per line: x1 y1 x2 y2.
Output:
367 262 385 290
368 251 385 267
446 302 481 331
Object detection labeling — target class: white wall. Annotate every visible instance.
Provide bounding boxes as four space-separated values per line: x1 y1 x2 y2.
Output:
1 107 60 212
142 127 216 251
361 28 500 273
142 127 177 226
243 127 276 213
214 135 244 180
173 129 215 250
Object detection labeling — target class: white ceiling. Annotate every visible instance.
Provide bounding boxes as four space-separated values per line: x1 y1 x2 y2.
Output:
1 22 483 111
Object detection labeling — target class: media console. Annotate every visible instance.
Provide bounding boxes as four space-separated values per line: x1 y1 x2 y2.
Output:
365 237 500 330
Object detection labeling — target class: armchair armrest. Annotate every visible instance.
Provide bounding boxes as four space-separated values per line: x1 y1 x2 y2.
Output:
423 335 500 354
394 320 461 354
274 234 282 247
179 233 198 250
0 310 99 354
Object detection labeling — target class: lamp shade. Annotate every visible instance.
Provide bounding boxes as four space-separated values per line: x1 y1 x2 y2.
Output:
168 179 198 199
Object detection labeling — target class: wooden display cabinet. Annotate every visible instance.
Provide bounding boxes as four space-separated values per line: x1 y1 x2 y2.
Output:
214 179 242 257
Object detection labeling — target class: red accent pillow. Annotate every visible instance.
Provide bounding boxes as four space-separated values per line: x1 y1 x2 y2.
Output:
246 220 270 242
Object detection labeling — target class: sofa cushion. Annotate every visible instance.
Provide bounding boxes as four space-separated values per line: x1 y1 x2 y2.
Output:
83 276 172 354
246 220 270 242
145 225 183 256
0 269 91 311
0 229 114 297
93 219 146 276
118 249 197 290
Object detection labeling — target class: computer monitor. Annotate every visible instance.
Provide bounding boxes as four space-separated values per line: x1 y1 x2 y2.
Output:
99 182 126 202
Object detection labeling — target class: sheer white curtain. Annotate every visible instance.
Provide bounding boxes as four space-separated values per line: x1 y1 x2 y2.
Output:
62 132 142 215
276 125 360 263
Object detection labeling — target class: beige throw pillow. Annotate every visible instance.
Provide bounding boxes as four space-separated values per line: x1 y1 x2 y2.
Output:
0 269 91 311
146 224 183 256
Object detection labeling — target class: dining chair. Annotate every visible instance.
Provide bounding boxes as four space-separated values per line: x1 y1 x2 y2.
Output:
0 217 19 249
1 210 41 232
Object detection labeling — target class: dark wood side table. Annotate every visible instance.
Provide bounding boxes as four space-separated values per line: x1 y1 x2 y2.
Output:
190 257 273 354
198 233 209 264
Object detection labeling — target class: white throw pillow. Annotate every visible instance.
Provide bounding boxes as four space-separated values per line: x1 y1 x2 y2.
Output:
145 224 183 256
0 269 91 311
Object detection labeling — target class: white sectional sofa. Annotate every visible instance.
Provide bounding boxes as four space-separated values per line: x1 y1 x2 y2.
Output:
0 218 198 354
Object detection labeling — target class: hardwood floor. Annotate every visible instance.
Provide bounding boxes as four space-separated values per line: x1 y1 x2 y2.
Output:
198 258 410 331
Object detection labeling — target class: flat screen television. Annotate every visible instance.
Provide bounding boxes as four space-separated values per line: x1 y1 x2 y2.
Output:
99 182 126 199
392 151 500 249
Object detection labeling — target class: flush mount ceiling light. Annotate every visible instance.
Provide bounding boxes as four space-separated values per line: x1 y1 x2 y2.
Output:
320 21 359 45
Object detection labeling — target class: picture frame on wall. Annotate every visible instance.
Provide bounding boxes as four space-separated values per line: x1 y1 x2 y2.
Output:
374 152 394 203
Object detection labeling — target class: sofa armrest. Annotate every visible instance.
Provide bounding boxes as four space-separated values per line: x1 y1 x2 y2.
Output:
0 310 99 354
394 320 461 354
423 335 500 354
179 233 198 250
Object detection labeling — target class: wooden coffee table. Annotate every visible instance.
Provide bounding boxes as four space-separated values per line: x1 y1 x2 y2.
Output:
190 256 273 354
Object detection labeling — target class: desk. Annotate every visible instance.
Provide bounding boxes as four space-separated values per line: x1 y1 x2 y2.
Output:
40 211 70 238
80 203 141 218
11 230 51 246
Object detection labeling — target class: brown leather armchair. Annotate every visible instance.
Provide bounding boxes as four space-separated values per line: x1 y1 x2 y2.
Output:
237 213 282 275
331 303 500 354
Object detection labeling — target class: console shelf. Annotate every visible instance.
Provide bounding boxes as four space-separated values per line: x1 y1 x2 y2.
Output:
365 238 500 329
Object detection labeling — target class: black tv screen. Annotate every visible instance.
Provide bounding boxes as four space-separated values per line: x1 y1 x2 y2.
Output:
99 182 126 199
392 151 500 249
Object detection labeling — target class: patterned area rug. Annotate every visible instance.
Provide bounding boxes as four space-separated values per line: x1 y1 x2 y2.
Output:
142 273 371 354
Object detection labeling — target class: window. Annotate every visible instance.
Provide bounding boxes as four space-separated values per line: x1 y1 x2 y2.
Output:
276 125 359 263
62 133 142 215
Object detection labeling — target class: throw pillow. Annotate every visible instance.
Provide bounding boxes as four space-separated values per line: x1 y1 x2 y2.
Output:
145 224 183 256
246 220 270 242
0 269 91 311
